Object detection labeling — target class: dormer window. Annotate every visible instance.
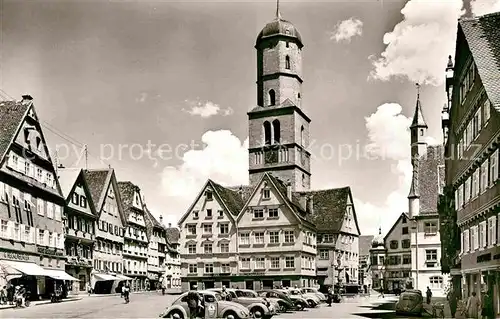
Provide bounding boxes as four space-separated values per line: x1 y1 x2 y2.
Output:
205 191 213 201
80 196 87 208
71 193 79 205
218 210 224 218
206 209 212 218
193 210 199 219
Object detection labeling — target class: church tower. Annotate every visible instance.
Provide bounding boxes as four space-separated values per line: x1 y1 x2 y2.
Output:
248 1 311 191
408 85 428 218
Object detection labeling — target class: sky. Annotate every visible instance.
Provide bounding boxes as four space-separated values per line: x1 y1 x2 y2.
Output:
1 0 500 236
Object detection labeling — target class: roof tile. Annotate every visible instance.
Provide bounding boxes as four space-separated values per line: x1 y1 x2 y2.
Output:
0 100 28 163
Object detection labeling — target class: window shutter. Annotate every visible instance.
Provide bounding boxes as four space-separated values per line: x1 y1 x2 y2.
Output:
492 216 497 245
460 231 464 254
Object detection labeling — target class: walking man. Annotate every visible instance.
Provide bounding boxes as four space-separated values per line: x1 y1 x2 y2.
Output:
426 287 432 304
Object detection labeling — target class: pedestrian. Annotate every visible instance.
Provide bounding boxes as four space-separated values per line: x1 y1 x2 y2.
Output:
466 291 481 319
161 283 165 296
481 291 494 319
426 286 432 304
86 282 91 296
447 286 458 318
7 283 14 305
187 285 202 319
378 287 384 298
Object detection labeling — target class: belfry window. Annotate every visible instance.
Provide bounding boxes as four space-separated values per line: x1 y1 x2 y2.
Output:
285 56 291 69
272 120 281 144
263 121 272 145
300 126 304 146
269 89 276 106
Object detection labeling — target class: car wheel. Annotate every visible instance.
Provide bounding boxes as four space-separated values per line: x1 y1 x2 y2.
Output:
294 302 304 311
167 310 184 319
223 310 240 319
250 307 263 318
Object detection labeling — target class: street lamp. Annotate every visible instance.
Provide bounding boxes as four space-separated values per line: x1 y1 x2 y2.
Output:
411 219 419 290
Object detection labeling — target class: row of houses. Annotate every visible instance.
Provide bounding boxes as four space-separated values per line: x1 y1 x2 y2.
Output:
0 95 181 298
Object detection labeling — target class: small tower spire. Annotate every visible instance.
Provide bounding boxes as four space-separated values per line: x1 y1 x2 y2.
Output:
276 0 281 19
410 83 427 129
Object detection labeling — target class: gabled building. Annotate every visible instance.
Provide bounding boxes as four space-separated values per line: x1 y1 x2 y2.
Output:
58 167 97 294
236 173 317 290
407 91 448 297
441 11 500 315
383 213 411 292
358 235 374 287
84 168 129 294
117 181 149 291
0 95 69 299
165 224 181 293
178 179 244 291
144 207 167 290
311 187 360 287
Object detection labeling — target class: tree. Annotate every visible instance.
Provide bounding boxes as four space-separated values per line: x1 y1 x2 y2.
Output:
438 185 460 273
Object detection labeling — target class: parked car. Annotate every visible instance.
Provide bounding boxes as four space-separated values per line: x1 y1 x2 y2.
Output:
208 288 275 318
395 289 424 317
158 290 250 319
283 288 320 307
256 290 295 312
300 287 327 302
276 289 313 309
237 289 281 313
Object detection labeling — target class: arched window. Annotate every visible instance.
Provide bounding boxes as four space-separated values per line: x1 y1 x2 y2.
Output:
269 89 276 106
272 120 281 144
298 93 301 99
285 56 291 69
420 129 424 136
263 121 271 145
300 125 304 146
302 173 306 187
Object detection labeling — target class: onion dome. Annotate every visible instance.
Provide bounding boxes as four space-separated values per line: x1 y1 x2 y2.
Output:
371 227 385 248
256 1 303 47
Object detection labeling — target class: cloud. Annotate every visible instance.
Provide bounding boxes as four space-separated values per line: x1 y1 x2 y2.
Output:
355 103 413 235
471 0 500 16
330 17 363 42
182 99 234 118
136 92 148 103
369 0 465 86
161 130 248 202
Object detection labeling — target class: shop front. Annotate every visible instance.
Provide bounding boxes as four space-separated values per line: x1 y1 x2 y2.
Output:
91 272 120 294
65 256 93 294
147 270 160 291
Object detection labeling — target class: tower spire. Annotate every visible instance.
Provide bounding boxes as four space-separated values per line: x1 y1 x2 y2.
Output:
276 0 281 19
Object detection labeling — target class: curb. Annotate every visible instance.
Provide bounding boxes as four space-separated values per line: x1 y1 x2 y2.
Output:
0 297 82 310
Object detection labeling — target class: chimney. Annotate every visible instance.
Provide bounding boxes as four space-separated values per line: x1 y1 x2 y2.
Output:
21 95 33 105
159 215 163 224
286 179 292 200
168 223 172 228
238 186 243 198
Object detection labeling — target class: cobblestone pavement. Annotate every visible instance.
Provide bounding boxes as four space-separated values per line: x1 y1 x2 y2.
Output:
0 293 404 318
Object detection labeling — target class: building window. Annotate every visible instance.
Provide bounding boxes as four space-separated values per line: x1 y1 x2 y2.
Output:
253 208 264 219
187 225 196 235
220 242 229 253
240 233 250 245
221 263 230 273
204 264 213 274
262 189 271 199
429 276 443 289
302 174 305 187
322 234 334 243
219 224 229 234
424 222 438 234
490 150 498 187
188 244 196 254
80 196 87 208
481 161 489 193
402 227 409 235
203 224 212 234
285 256 294 268
206 209 212 218
193 210 199 219
300 126 304 146
472 169 480 198
71 193 79 205
205 191 213 201
286 41 289 48
284 230 295 243
484 99 491 124
479 221 487 248
403 255 411 264
254 232 264 244
268 208 278 218
203 243 212 254
390 240 398 249
218 210 223 218
272 120 281 144
255 257 265 269
270 257 280 269
425 249 437 261
488 216 497 246
402 216 407 224
402 239 410 249
263 121 272 145
269 231 279 244
268 90 276 106
464 177 471 204
285 55 290 69
240 258 250 269
319 249 329 260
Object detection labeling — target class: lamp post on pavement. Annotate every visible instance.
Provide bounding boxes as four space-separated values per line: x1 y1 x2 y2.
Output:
411 219 419 290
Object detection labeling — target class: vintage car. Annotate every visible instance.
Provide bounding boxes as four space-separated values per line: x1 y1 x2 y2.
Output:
158 290 250 319
283 288 320 307
275 289 312 310
256 290 295 312
300 287 327 302
208 288 275 318
395 289 424 317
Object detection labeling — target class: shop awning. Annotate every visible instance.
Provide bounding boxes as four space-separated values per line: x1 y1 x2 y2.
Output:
93 273 119 281
0 260 49 277
44 269 79 281
115 274 133 280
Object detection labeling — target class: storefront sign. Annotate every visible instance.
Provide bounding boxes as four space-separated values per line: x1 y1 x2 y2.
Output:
2 251 30 261
37 247 64 257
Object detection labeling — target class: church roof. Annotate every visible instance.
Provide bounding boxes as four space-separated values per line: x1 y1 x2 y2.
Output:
256 18 302 47
459 12 500 112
